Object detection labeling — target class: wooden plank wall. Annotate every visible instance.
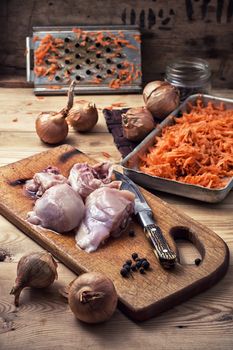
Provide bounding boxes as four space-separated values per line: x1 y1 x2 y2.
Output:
0 0 232 88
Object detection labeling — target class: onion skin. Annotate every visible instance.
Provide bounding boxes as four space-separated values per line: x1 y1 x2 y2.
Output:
35 81 75 144
67 100 98 132
143 81 180 120
122 106 155 142
36 111 69 144
10 252 58 306
68 272 118 324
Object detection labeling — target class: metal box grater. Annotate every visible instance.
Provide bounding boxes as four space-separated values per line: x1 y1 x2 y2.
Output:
26 25 142 95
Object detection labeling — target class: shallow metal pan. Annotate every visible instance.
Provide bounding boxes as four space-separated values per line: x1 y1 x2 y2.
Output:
121 94 233 203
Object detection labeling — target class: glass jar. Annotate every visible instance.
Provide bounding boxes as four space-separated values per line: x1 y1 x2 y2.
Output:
165 58 211 101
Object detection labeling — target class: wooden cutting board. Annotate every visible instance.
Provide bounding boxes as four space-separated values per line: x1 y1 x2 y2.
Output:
0 144 229 321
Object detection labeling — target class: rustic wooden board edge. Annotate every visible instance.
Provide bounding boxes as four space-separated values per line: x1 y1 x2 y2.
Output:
0 144 230 322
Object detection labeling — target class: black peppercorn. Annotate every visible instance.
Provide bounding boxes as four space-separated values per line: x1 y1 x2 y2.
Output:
125 259 132 266
132 253 138 261
122 264 131 272
195 258 202 266
141 260 150 270
136 260 142 269
129 230 135 237
120 268 128 277
131 264 137 272
139 268 145 274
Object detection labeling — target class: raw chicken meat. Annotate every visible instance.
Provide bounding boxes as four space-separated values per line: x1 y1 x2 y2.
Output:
68 162 116 198
75 187 135 252
25 166 68 197
27 183 85 233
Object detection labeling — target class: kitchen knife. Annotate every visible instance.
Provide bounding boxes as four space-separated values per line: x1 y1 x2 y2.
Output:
114 171 177 269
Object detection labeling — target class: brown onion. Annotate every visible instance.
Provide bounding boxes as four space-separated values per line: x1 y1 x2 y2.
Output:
10 252 58 306
67 100 98 132
143 80 180 120
122 106 155 142
68 272 118 323
35 81 75 144
36 111 69 144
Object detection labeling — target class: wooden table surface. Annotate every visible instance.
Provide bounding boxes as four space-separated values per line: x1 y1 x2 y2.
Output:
0 88 233 350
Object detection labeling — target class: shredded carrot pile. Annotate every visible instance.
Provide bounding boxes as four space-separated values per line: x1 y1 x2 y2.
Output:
139 98 233 189
34 34 63 80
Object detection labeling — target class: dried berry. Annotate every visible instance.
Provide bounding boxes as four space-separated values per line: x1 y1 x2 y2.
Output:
131 264 137 272
132 253 138 261
141 260 150 270
125 259 132 266
121 254 151 278
136 260 142 269
120 268 128 277
128 230 135 237
195 258 202 266
122 264 131 272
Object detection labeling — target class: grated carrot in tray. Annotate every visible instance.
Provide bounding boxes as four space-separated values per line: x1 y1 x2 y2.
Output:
139 98 233 189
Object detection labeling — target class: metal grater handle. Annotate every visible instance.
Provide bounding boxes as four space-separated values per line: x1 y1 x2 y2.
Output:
145 224 177 269
26 37 34 82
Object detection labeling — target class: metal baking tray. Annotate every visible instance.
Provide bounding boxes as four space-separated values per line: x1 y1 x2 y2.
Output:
121 94 233 203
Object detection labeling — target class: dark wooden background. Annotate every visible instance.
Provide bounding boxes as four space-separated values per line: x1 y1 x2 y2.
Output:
0 0 232 88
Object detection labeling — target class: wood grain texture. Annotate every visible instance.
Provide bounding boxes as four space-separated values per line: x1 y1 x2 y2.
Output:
0 0 232 88
0 89 233 348
1 263 233 350
0 144 229 321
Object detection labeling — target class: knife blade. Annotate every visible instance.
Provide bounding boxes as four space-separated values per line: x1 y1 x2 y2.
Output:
114 170 177 269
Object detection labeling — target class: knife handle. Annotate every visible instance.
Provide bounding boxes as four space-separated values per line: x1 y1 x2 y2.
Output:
145 224 177 269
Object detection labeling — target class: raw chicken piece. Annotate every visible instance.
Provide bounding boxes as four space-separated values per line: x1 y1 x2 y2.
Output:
68 162 116 198
25 166 68 197
27 183 85 233
75 187 135 252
